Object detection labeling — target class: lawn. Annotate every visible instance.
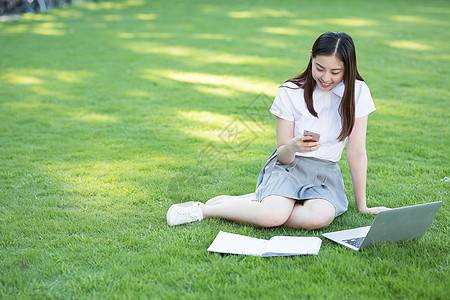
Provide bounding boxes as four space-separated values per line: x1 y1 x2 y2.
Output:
0 0 449 298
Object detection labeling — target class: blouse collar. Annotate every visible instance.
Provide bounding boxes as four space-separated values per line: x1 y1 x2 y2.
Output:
314 81 345 100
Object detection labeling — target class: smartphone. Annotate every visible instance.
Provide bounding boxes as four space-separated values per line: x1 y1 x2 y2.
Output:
303 130 320 142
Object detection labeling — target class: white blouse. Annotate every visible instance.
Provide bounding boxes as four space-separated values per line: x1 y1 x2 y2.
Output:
270 80 376 162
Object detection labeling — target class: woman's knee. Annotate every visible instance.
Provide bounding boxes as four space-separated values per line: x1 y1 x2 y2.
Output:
304 200 335 229
256 210 291 227
305 212 334 230
285 199 336 230
257 196 295 227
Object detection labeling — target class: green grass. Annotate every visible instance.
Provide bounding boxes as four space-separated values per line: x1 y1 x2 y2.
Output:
0 0 449 298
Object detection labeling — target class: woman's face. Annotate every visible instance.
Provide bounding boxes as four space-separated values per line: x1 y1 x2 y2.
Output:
311 55 345 91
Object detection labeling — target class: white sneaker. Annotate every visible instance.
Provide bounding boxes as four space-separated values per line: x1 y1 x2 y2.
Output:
166 201 203 226
205 193 257 205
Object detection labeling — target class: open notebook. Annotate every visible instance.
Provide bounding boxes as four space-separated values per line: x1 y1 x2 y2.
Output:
207 231 322 256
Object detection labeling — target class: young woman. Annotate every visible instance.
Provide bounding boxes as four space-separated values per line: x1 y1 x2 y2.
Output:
167 32 389 229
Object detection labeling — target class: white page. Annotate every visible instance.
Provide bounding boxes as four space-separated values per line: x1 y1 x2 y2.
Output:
207 231 268 256
207 231 321 256
262 236 322 256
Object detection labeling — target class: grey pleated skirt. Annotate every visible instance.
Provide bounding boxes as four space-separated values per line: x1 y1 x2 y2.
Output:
255 151 348 217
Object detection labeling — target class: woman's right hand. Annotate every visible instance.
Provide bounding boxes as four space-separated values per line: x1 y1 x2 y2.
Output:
275 118 321 164
286 135 321 153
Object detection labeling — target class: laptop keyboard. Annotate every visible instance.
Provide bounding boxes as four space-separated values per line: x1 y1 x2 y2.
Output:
343 237 365 248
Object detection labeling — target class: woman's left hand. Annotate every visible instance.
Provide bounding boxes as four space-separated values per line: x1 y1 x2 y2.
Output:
359 206 391 214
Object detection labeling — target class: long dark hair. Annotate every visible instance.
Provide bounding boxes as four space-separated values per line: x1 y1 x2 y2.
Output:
286 32 364 141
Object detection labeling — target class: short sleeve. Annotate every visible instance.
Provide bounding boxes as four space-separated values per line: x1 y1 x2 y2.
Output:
355 81 376 118
270 86 295 121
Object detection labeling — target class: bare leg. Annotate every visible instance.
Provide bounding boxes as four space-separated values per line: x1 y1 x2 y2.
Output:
201 195 296 228
205 193 256 205
283 199 336 230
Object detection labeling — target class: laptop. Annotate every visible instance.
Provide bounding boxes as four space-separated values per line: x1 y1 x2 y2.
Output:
322 201 442 251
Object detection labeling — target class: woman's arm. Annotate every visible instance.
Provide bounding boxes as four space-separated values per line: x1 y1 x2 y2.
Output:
275 117 321 165
347 116 389 214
